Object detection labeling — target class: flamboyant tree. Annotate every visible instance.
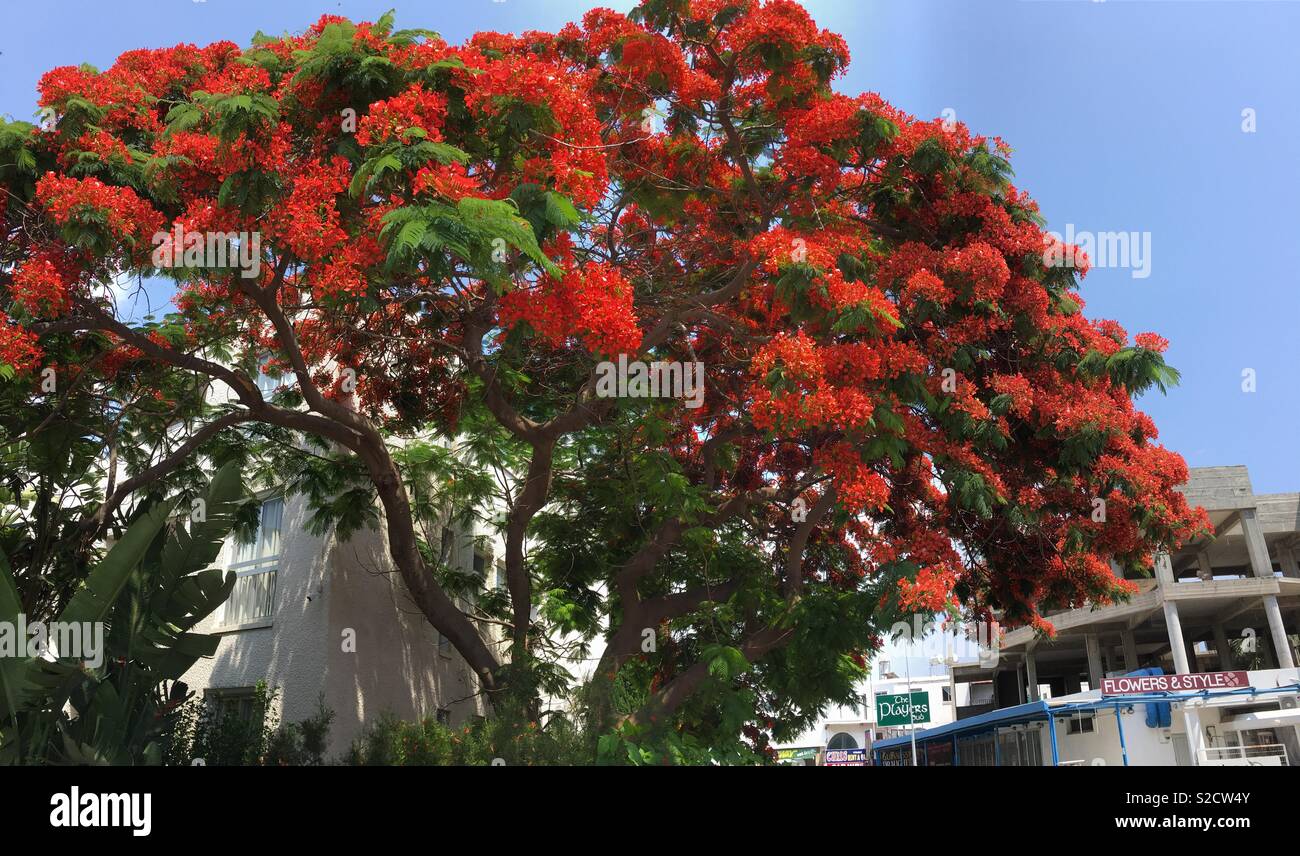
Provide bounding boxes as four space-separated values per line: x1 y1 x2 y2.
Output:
1 1 1206 757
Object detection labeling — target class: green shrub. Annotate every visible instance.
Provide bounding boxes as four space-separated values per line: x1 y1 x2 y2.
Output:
263 695 334 766
346 708 590 766
1 465 241 765
164 684 334 766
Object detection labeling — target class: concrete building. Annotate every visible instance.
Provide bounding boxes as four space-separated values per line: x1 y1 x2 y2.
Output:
952 466 1299 713
937 464 1300 765
179 488 505 757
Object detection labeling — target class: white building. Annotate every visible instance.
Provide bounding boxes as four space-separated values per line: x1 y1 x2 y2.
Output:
775 662 968 765
179 488 505 756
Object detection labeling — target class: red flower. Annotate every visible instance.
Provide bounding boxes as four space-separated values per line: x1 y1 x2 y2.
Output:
0 313 42 375
1134 332 1169 353
35 173 163 250
10 256 72 315
356 84 448 146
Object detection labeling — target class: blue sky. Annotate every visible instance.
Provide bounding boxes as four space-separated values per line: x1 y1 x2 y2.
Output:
3 0 1293 678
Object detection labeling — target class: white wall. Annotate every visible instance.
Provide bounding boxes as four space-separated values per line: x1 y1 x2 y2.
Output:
1053 706 1196 766
180 492 494 759
181 492 333 735
870 676 956 729
776 672 959 754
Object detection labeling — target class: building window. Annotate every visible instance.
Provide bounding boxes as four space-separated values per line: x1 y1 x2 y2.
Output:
827 732 858 751
958 733 997 767
256 365 279 396
207 688 262 725
494 561 507 592
218 496 282 628
234 496 283 564
438 632 451 657
942 686 952 702
1063 715 1095 735
254 354 295 396
997 727 1045 767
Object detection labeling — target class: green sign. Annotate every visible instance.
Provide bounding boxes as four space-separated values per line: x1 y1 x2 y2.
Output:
876 691 930 726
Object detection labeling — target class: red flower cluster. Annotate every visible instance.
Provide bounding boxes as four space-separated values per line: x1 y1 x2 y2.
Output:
267 157 351 262
356 84 448 146
0 313 42 374
896 565 960 613
498 257 641 357
10 256 72 315
1134 332 1169 353
617 33 719 108
814 444 889 514
461 55 608 206
413 163 481 201
35 173 163 248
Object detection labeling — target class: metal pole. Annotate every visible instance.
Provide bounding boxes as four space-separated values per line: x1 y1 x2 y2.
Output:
1046 712 1060 766
906 645 917 766
1115 705 1130 767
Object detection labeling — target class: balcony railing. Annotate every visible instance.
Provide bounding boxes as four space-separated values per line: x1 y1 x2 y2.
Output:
215 557 277 628
1199 744 1289 766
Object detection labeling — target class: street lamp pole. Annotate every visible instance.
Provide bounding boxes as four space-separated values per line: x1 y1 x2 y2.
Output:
906 640 917 767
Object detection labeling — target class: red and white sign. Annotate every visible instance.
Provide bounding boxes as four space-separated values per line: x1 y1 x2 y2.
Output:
1100 671 1249 696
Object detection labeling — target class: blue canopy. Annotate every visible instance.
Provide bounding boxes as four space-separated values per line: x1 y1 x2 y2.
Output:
871 699 1051 752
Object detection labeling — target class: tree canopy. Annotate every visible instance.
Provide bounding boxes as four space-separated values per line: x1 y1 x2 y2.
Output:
0 1 1207 760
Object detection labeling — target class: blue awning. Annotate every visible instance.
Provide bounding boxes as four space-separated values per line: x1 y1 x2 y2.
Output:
871 680 1300 755
871 700 1051 752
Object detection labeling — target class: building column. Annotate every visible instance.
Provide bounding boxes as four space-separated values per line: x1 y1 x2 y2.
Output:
1086 634 1104 688
1156 552 1191 674
1278 541 1300 579
1195 551 1214 581
1121 630 1140 672
1155 551 1176 586
1271 603 1298 669
1163 600 1191 674
1241 508 1296 669
1025 652 1040 702
1213 623 1235 670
